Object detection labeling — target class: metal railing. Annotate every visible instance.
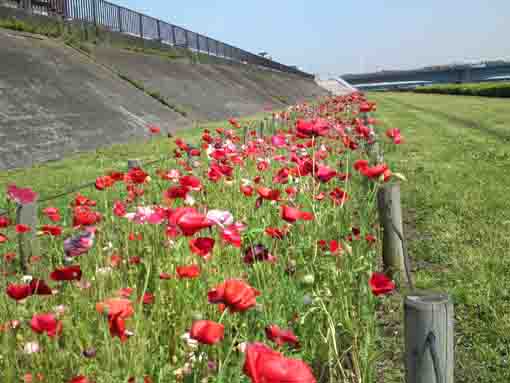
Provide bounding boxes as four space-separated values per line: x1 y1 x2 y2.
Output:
3 0 313 78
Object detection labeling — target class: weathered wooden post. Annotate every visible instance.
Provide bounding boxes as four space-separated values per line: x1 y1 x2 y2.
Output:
405 291 454 383
243 125 249 145
377 182 408 282
127 159 142 169
258 121 264 139
16 199 40 273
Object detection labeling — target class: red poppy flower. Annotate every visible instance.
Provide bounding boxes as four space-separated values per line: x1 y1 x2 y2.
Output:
359 102 374 113
107 171 125 182
113 201 126 217
353 159 369 171
189 237 215 259
6 184 38 205
273 168 290 184
385 128 402 143
190 320 225 345
177 212 213 236
73 206 101 227
41 225 62 236
208 279 260 312
257 187 280 201
369 272 395 296
243 342 316 383
265 226 288 240
141 292 155 305
30 313 63 337
95 176 114 191
179 175 202 191
15 224 31 233
221 225 242 248
96 298 134 342
148 124 161 134
280 206 314 223
257 160 270 172
6 283 32 300
318 239 342 256
29 279 52 295
69 376 93 383
228 118 241 129
164 185 189 200
0 215 10 228
73 193 96 207
316 165 337 183
127 168 148 184
295 118 329 138
176 264 201 279
3 252 16 262
240 185 254 196
159 272 173 280
329 188 349 205
0 233 7 243
50 265 82 281
265 324 299 347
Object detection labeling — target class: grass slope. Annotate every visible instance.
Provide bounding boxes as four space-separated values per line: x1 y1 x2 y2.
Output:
370 92 510 382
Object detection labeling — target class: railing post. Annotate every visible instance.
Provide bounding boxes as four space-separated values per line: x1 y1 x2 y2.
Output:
117 6 122 32
16 199 40 273
184 30 189 49
377 182 407 282
405 291 454 383
139 13 143 39
22 0 32 12
92 0 97 26
171 25 177 46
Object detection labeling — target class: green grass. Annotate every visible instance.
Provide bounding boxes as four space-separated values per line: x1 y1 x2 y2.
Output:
412 81 510 97
368 92 510 382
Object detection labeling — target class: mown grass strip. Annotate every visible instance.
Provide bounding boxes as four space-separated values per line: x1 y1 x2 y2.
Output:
412 81 510 97
369 91 510 383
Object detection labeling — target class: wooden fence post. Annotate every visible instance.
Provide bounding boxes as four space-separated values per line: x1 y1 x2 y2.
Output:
243 126 249 145
377 182 407 281
127 159 142 169
16 200 40 273
258 122 264 139
405 291 454 383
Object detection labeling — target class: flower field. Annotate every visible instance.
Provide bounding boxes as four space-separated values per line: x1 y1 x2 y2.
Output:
0 94 402 383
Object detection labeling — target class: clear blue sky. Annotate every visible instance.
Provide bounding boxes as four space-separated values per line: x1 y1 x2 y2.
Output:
116 0 510 75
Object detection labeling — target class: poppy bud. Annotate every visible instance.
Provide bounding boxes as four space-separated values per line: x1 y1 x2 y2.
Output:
301 274 315 285
82 347 97 358
303 294 313 305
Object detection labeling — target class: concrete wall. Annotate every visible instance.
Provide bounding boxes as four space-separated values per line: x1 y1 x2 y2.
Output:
0 19 328 170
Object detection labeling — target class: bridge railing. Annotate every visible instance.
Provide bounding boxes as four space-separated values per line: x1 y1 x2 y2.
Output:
2 0 312 78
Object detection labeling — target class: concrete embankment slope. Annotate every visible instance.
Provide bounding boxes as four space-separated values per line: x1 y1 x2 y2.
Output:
0 27 329 170
87 46 327 121
0 28 187 170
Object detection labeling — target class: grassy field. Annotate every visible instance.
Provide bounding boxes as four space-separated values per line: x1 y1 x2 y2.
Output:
369 92 510 382
412 81 510 97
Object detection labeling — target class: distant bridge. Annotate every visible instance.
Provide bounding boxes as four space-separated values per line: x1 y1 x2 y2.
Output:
341 64 510 90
